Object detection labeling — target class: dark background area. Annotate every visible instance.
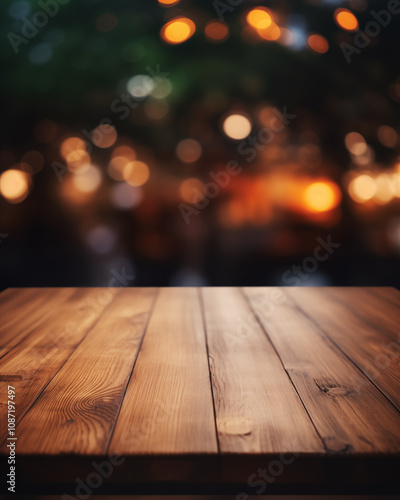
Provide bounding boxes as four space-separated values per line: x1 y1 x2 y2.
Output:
1 0 400 289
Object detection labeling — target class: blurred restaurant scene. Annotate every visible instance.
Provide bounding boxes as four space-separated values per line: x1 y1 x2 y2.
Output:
1 0 400 288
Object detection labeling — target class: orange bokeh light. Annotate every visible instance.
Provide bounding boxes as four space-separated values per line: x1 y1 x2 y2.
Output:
92 124 118 149
334 9 359 31
303 181 341 212
246 7 272 29
205 21 229 42
307 34 329 54
158 0 180 5
0 169 30 203
161 17 196 45
257 22 281 41
180 178 205 203
123 161 150 186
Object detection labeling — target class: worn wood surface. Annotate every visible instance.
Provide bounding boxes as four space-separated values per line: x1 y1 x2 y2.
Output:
0 287 400 494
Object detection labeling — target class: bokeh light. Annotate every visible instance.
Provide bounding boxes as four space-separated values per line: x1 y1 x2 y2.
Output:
110 183 143 209
348 174 376 203
307 34 329 54
123 161 150 187
161 17 196 45
223 114 252 140
85 226 116 254
334 8 359 31
158 0 180 5
180 178 205 203
91 124 118 148
127 75 155 99
257 23 281 41
303 181 341 212
72 165 102 193
176 139 202 163
204 21 229 43
375 173 394 204
246 7 272 29
377 125 397 148
345 132 367 155
0 169 30 203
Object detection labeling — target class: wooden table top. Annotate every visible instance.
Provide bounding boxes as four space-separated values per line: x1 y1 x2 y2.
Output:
1 286 400 494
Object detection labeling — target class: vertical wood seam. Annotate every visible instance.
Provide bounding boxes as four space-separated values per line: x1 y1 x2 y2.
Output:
240 287 328 452
105 287 160 455
197 287 221 455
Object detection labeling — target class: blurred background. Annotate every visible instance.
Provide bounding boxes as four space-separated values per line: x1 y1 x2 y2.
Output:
1 0 400 289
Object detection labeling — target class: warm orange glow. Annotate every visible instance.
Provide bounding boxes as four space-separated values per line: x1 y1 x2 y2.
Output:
348 174 376 203
158 0 180 5
246 7 272 29
344 132 367 155
334 9 359 31
107 156 130 181
60 137 87 159
308 34 329 54
180 178 205 203
161 18 195 45
0 169 30 203
257 22 281 41
377 125 397 148
72 165 102 193
375 174 394 204
176 139 202 163
112 145 136 160
92 124 118 148
204 21 229 42
303 181 341 212
223 114 252 140
123 161 150 186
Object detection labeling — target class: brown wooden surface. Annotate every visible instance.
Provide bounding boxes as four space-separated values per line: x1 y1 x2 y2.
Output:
1 287 400 494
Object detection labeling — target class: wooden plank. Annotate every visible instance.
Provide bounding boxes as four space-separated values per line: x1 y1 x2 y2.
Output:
324 287 400 343
0 288 73 359
0 287 121 445
366 286 400 309
14 288 156 455
201 287 323 454
285 287 400 412
243 287 400 453
109 287 218 456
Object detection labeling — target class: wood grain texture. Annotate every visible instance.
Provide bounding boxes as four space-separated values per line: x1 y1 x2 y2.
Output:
109 287 218 455
1 286 400 493
0 288 119 445
244 287 400 453
0 288 68 359
201 287 323 453
289 287 400 411
14 288 155 455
